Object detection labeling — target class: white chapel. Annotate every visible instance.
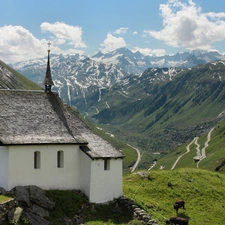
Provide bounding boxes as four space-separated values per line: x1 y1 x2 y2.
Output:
0 44 124 203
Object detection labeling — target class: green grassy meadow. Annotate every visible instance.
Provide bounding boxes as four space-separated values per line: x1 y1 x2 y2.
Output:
123 169 225 225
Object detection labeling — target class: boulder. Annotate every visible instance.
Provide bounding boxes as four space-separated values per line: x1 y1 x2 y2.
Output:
0 187 6 195
27 185 55 209
25 211 51 225
12 186 30 206
31 204 49 218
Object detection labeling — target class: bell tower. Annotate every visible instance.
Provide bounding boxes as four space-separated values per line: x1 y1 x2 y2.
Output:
43 41 54 93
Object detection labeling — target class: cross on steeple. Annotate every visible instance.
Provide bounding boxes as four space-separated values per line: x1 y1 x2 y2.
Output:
47 41 51 52
42 41 54 93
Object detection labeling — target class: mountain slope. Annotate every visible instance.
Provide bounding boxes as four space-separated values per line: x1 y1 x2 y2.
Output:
90 61 225 153
154 117 225 172
0 60 42 90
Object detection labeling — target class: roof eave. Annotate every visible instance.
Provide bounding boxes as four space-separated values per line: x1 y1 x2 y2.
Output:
0 142 88 146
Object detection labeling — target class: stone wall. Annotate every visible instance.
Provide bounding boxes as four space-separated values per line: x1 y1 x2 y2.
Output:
118 196 159 225
0 199 17 222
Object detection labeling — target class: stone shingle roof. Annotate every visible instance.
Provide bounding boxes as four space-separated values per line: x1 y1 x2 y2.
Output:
0 90 124 159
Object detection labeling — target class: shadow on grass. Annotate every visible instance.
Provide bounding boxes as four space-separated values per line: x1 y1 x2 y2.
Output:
177 212 190 220
86 201 134 224
47 190 134 225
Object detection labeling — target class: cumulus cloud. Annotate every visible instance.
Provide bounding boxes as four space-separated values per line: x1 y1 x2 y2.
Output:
100 33 126 53
0 22 87 63
133 31 138 35
144 0 225 50
0 25 48 63
132 47 166 56
114 27 128 35
40 22 87 48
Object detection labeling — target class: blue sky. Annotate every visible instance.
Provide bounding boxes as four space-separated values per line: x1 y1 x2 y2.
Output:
1 0 225 63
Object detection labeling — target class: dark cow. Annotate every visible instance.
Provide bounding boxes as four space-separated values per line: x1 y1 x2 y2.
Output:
166 216 188 225
174 200 185 214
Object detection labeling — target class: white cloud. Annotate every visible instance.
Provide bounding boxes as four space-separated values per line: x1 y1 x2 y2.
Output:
0 22 87 63
40 22 87 48
100 33 126 53
0 25 48 63
132 47 166 56
133 31 138 35
114 27 128 35
144 0 225 50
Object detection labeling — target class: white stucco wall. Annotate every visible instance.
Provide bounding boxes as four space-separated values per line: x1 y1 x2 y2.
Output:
7 145 81 191
80 151 92 198
0 146 9 190
89 158 123 203
3 144 123 204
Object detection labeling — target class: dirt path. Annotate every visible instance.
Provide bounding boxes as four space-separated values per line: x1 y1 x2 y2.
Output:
171 137 197 170
148 161 157 171
128 144 141 172
194 137 201 158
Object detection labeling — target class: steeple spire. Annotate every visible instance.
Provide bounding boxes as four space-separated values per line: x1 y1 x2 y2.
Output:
43 41 54 93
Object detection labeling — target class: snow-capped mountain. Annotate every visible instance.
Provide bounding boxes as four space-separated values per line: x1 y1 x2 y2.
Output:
92 47 225 73
12 47 225 112
13 53 130 109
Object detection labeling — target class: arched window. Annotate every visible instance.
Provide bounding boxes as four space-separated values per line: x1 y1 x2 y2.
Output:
104 159 110 171
34 151 41 169
57 150 64 168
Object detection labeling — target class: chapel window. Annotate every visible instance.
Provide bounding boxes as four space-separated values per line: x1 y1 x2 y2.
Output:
104 159 110 171
57 150 64 168
34 151 41 169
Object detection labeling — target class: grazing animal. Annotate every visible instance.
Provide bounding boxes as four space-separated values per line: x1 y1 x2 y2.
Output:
166 216 188 225
174 200 185 214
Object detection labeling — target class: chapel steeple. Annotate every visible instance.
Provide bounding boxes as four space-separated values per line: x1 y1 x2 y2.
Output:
43 41 54 93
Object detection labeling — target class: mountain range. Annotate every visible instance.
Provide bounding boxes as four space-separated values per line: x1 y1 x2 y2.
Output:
11 48 225 152
12 47 225 109
92 48 225 73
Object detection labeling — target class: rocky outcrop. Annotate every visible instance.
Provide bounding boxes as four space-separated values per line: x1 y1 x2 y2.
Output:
0 186 160 225
0 199 17 223
0 185 54 225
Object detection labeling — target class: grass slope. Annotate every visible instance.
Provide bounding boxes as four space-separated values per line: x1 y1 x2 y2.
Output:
123 169 225 225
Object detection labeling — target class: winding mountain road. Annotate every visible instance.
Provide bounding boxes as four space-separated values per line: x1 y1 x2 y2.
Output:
128 144 141 172
196 127 214 168
171 137 197 170
171 127 214 170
